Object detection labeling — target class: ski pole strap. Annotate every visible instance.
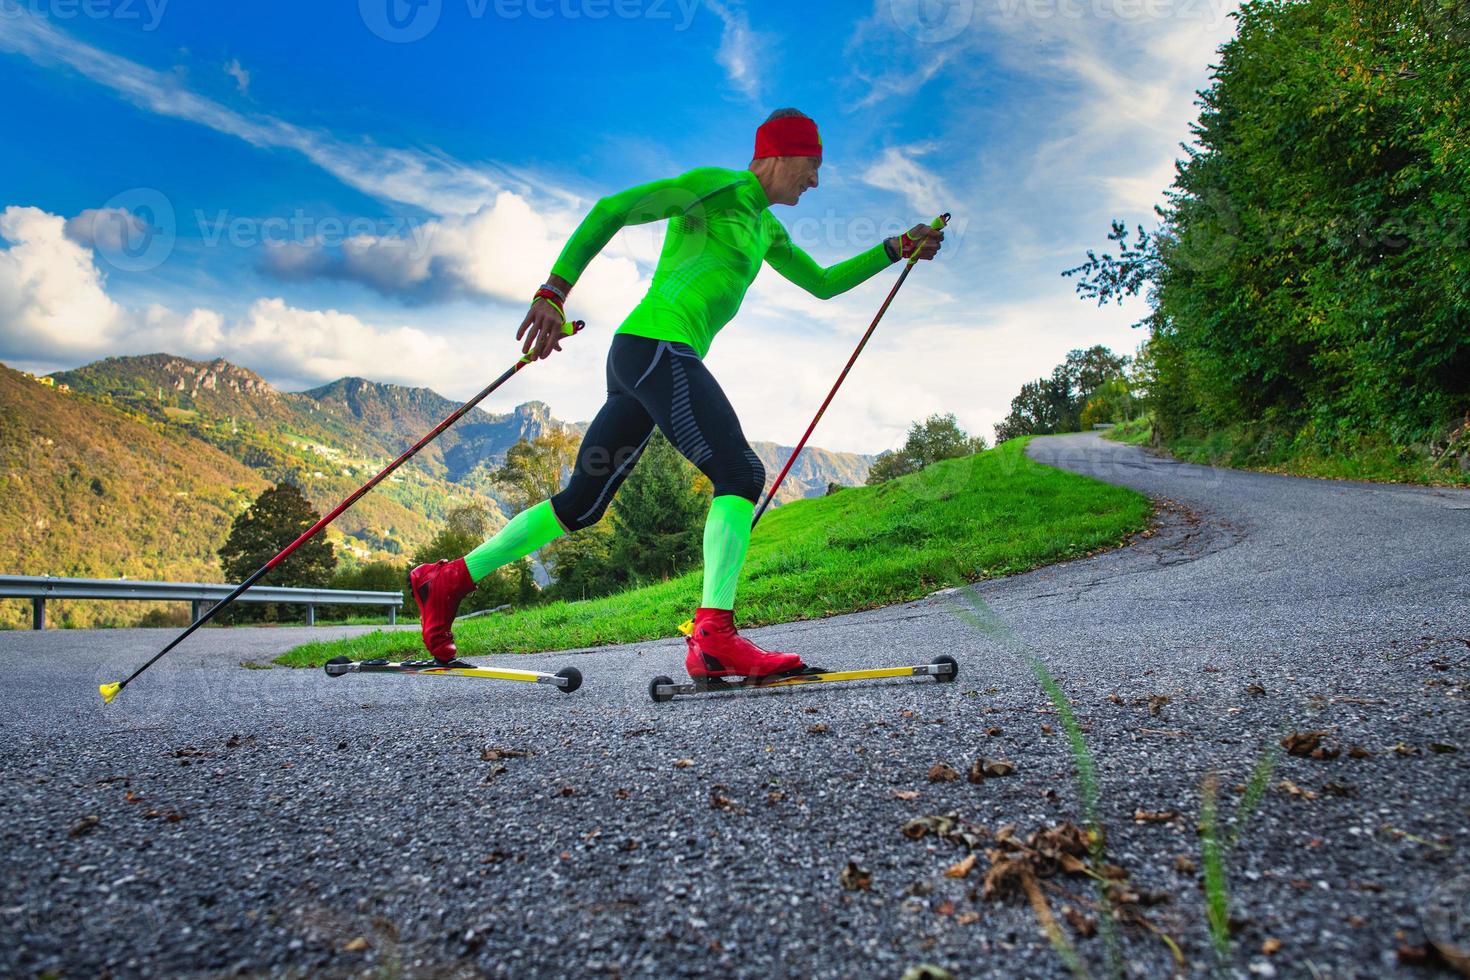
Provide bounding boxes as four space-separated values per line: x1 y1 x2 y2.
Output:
517 318 585 364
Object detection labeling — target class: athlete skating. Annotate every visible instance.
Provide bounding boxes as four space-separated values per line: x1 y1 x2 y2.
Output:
409 109 943 679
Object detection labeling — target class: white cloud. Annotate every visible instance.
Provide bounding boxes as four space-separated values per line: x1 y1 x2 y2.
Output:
224 57 250 94
860 145 955 216
0 205 461 392
0 207 122 359
703 0 766 101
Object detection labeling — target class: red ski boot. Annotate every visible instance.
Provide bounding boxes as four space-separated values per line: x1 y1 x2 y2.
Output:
408 558 476 663
684 607 804 679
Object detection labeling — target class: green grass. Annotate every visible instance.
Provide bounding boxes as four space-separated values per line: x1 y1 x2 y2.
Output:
1106 416 1470 487
275 438 1151 667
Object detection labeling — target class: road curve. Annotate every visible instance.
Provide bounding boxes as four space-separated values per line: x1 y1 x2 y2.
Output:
2 433 1467 978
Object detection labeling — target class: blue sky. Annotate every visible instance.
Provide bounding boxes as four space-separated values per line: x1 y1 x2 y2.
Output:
0 0 1239 454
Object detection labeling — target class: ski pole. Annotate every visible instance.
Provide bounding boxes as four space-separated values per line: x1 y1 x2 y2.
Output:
98 319 587 705
751 213 949 528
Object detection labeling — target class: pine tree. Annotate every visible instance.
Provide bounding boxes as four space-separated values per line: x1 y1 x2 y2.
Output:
609 430 710 584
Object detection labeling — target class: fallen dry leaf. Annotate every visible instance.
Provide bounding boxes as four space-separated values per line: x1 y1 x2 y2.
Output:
480 747 530 761
1281 731 1328 757
1392 743 1419 757
709 786 736 812
985 726 1004 736
1063 904 1098 938
928 763 960 783
1041 724 1055 735
944 853 978 879
1106 692 1124 705
1148 695 1171 716
1133 809 1179 824
900 812 988 850
956 911 980 925
68 815 100 838
1246 683 1267 696
807 723 829 734
967 758 1016 783
1175 855 1197 874
1262 937 1283 955
1348 745 1373 759
892 789 920 801
674 758 695 768
1279 779 1319 800
840 860 872 891
1429 743 1459 754
766 790 786 804
343 937 370 953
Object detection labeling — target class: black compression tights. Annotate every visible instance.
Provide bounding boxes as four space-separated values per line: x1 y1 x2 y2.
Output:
550 333 766 531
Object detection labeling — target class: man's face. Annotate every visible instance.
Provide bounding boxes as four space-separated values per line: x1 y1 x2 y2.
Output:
774 155 820 205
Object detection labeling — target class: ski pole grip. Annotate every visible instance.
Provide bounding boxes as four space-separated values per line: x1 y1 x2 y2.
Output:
931 213 950 230
563 319 586 336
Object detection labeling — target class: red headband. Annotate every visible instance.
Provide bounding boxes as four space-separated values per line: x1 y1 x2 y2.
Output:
754 116 823 160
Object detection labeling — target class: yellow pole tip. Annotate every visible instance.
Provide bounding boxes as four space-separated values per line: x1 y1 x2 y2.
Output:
677 619 694 637
99 682 121 704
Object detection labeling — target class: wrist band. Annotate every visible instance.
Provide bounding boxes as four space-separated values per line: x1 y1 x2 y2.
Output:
538 281 566 302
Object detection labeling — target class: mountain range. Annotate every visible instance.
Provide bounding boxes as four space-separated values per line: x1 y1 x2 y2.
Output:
0 354 873 626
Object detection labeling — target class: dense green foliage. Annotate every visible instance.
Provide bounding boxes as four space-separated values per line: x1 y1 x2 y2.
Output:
867 413 988 484
279 439 1153 665
608 430 712 586
994 347 1131 441
1067 0 1470 454
217 482 336 622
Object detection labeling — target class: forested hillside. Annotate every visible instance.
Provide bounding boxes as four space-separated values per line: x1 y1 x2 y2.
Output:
1067 0 1468 473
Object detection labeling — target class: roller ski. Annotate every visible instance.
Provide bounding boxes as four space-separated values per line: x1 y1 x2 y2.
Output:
649 606 957 701
324 656 582 693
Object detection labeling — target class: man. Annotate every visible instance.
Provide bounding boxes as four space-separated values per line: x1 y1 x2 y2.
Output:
410 108 942 678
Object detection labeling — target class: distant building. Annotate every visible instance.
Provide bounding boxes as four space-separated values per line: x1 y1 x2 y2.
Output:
57 384 71 393
38 376 55 387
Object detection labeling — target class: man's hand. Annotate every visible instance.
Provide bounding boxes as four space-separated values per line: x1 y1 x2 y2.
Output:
516 298 567 361
891 223 945 261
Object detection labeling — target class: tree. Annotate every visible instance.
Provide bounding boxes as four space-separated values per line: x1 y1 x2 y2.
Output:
542 520 618 602
867 413 987 485
609 430 711 584
994 348 1129 441
1064 0 1470 447
218 482 336 622
491 427 581 512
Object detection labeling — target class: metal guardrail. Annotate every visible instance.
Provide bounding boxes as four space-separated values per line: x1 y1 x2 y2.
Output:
0 575 403 630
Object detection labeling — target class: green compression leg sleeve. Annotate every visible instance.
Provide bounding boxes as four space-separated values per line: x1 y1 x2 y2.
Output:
463 499 568 583
701 494 755 610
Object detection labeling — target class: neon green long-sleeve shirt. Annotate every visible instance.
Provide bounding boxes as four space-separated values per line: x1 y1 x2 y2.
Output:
550 166 895 359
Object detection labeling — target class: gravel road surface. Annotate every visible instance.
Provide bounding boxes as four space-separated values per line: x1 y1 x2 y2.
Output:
3 433 1467 979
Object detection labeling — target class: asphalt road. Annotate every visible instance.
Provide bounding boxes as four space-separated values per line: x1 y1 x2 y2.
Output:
3 433 1467 979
